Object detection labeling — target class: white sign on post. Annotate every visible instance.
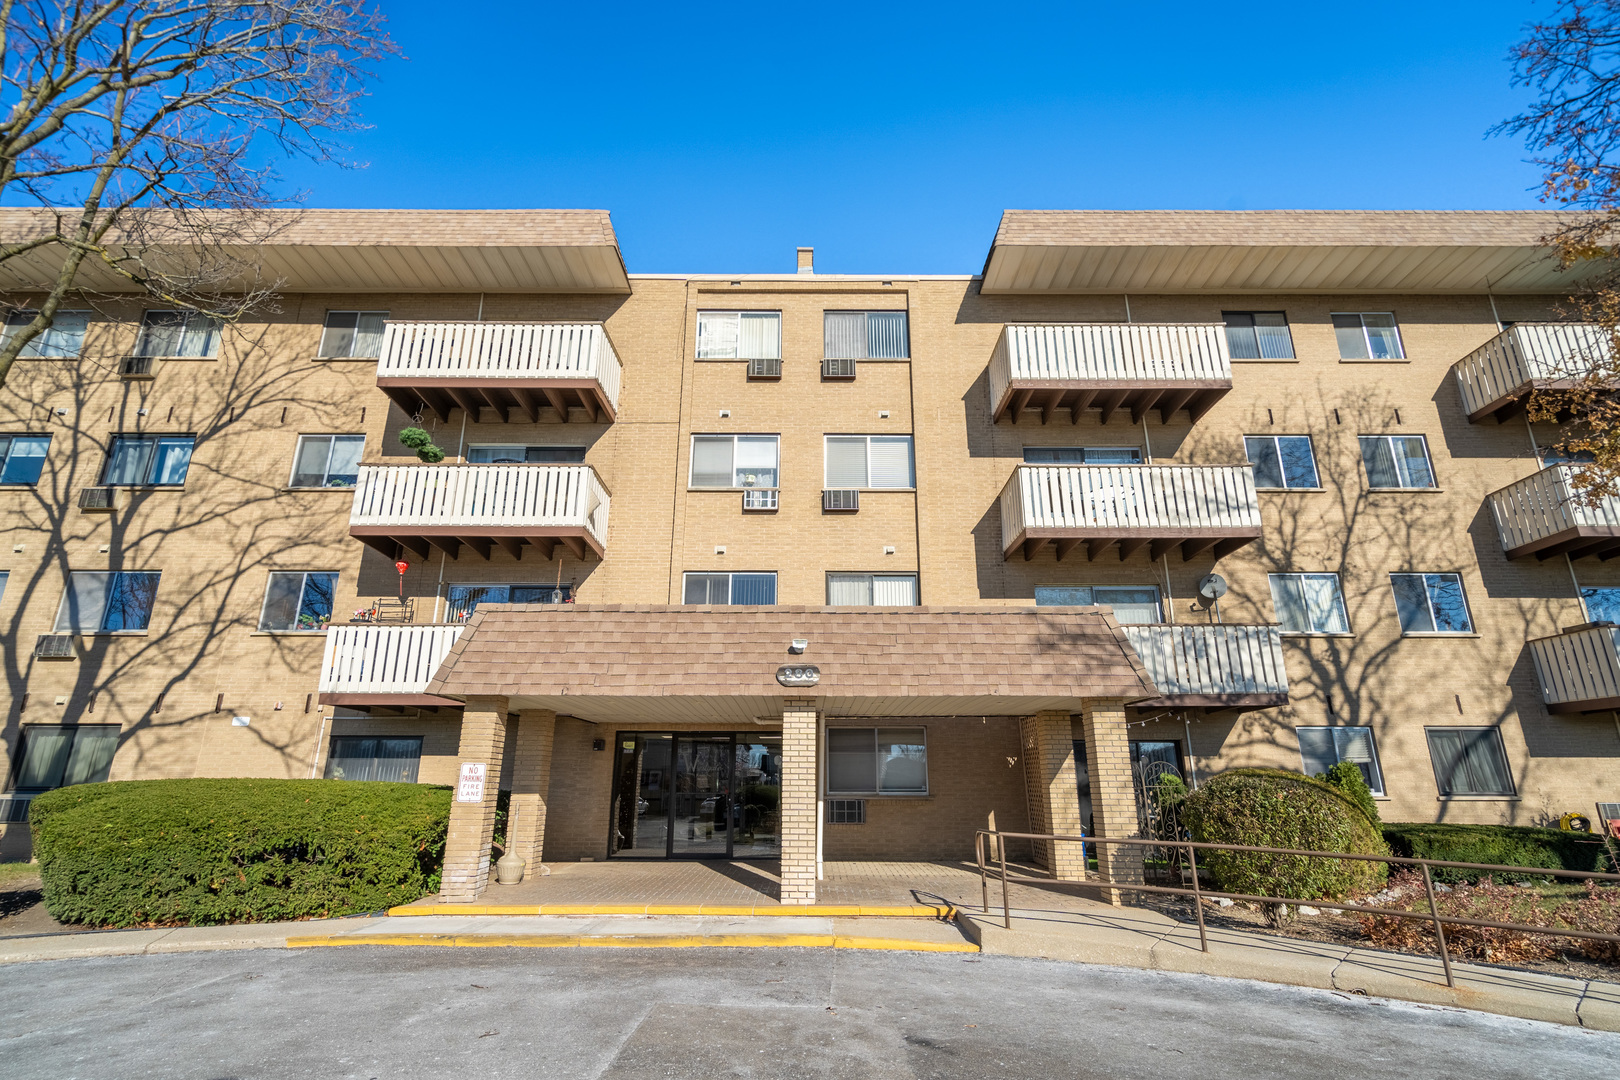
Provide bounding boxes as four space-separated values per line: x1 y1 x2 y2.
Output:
456 761 487 804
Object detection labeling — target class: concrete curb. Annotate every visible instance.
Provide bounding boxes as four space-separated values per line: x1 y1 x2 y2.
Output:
386 903 955 918
287 932 979 953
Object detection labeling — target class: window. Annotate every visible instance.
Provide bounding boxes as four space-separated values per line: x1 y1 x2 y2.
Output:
824 311 909 359
324 736 422 783
827 573 919 605
696 311 781 359
682 572 777 604
54 571 161 632
290 435 363 488
1426 727 1515 796
1022 447 1142 464
827 799 866 824
1582 586 1620 625
0 434 49 484
466 445 587 464
2 310 90 358
318 311 387 358
1391 573 1472 634
689 435 778 488
447 583 572 621
135 310 221 358
103 435 194 486
1244 435 1319 489
1297 727 1385 796
1360 435 1435 489
826 727 927 794
1034 585 1162 624
0 570 7 608
825 435 914 489
11 725 119 792
259 572 337 631
1332 313 1404 360
1223 312 1294 360
1268 573 1350 634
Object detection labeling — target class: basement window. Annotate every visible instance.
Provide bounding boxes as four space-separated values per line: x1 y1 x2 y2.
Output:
324 736 422 783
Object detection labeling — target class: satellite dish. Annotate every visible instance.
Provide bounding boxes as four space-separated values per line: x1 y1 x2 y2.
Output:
1198 574 1228 600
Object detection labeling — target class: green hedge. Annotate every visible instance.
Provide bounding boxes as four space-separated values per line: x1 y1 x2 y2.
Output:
30 778 451 927
1382 822 1608 884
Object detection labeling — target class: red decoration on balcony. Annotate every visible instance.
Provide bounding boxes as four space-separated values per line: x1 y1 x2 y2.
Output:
394 560 409 599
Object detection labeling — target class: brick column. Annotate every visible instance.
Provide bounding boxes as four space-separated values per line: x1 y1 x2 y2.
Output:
779 698 819 905
439 697 509 904
504 708 556 875
1080 697 1144 904
1019 711 1087 881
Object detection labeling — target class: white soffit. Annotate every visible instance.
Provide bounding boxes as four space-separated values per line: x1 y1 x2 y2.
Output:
980 210 1608 294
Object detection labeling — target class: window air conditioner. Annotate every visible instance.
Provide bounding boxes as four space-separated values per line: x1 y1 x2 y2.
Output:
78 487 117 510
822 357 856 380
742 488 779 511
34 634 75 659
747 358 782 379
822 489 859 512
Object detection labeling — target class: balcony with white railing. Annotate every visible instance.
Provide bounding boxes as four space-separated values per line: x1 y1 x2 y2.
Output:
989 324 1233 425
1000 464 1262 562
375 321 622 424
1452 323 1612 423
318 623 464 706
1122 623 1289 711
1529 624 1620 713
349 463 610 562
1486 465 1620 560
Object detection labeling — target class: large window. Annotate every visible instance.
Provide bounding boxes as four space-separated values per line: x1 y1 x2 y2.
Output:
2 310 90 358
1426 727 1515 796
0 434 49 484
290 435 363 488
1244 435 1319 489
324 736 422 783
103 435 194 486
11 725 119 792
135 310 221 358
54 571 161 632
825 435 914 489
1297 726 1384 796
690 435 778 488
827 573 919 605
696 311 782 360
447 583 572 621
682 572 777 604
1022 447 1142 464
467 445 586 464
318 311 388 358
1391 573 1472 634
1268 573 1349 634
826 727 927 794
258 572 337 632
1222 312 1294 360
1333 313 1405 360
824 311 909 359
1035 585 1162 623
1360 435 1435 489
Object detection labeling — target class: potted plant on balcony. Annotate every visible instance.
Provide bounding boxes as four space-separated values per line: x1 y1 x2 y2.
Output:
398 428 445 463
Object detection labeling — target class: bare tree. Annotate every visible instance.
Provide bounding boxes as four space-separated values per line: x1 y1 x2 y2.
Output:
0 0 395 387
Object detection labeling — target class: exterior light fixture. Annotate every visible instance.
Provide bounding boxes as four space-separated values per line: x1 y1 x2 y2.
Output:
789 639 808 654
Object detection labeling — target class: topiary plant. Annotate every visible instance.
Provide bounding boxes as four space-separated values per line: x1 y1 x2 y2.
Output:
398 426 446 463
1318 761 1380 825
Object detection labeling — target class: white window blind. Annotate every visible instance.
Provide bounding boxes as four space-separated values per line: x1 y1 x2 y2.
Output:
690 435 778 488
824 311 909 359
824 436 914 489
690 437 734 487
827 574 918 605
825 437 868 487
697 312 781 359
869 437 914 488
1297 726 1383 795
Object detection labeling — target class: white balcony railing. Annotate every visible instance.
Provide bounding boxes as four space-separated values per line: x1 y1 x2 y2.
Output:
990 324 1232 422
377 321 623 411
319 623 464 696
1529 625 1620 712
1487 465 1620 558
1122 623 1289 702
350 464 609 548
1453 323 1611 421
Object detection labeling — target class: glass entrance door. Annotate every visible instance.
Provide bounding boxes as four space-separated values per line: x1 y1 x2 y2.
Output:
608 732 781 859
672 736 732 856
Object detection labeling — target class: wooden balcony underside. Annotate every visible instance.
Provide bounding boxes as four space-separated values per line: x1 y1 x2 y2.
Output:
993 380 1230 425
1465 378 1586 424
351 524 601 562
1506 525 1620 561
378 377 615 424
1009 526 1260 562
318 692 461 708
1129 691 1288 713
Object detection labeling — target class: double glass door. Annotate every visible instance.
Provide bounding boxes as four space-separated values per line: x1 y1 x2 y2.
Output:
609 733 782 859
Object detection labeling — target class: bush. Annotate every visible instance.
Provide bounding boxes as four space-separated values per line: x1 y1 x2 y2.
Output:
30 778 452 927
397 427 446 464
1382 822 1607 884
1183 769 1388 912
1317 762 1379 825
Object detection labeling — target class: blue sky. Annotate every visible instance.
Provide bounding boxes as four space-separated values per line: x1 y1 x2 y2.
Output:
281 0 1557 274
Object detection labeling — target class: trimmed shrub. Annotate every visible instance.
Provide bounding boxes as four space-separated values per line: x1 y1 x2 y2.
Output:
1382 822 1607 884
30 778 451 927
1317 762 1379 825
1183 768 1389 909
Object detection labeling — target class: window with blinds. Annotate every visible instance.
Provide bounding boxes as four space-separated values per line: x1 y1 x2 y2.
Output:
689 435 779 488
1426 727 1515 796
824 436 913 489
1296 726 1384 795
696 311 782 359
824 311 909 359
319 311 388 358
681 572 778 604
827 573 919 605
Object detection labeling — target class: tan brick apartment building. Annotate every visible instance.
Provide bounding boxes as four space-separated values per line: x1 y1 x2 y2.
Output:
2 208 1618 901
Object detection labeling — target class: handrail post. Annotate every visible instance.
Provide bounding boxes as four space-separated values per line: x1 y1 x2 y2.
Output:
1187 841 1207 953
998 831 1011 929
976 831 988 915
1421 862 1454 988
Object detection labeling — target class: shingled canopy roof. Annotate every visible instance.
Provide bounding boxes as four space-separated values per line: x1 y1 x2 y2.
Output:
425 605 1158 724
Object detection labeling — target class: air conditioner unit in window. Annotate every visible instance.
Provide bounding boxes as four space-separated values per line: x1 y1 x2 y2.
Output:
119 355 155 378
78 486 117 510
822 357 856 380
742 488 779 511
823 489 859 512
34 634 75 659
747 357 782 379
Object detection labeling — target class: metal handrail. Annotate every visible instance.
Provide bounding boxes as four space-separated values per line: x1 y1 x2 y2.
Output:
974 828 1620 989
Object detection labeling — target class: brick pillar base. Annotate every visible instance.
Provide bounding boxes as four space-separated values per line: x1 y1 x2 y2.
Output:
779 698 818 905
440 696 509 903
1080 697 1144 904
505 709 556 877
1019 711 1087 881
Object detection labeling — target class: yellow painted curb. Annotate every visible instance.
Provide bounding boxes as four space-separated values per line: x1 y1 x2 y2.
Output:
384 903 955 919
287 932 978 953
